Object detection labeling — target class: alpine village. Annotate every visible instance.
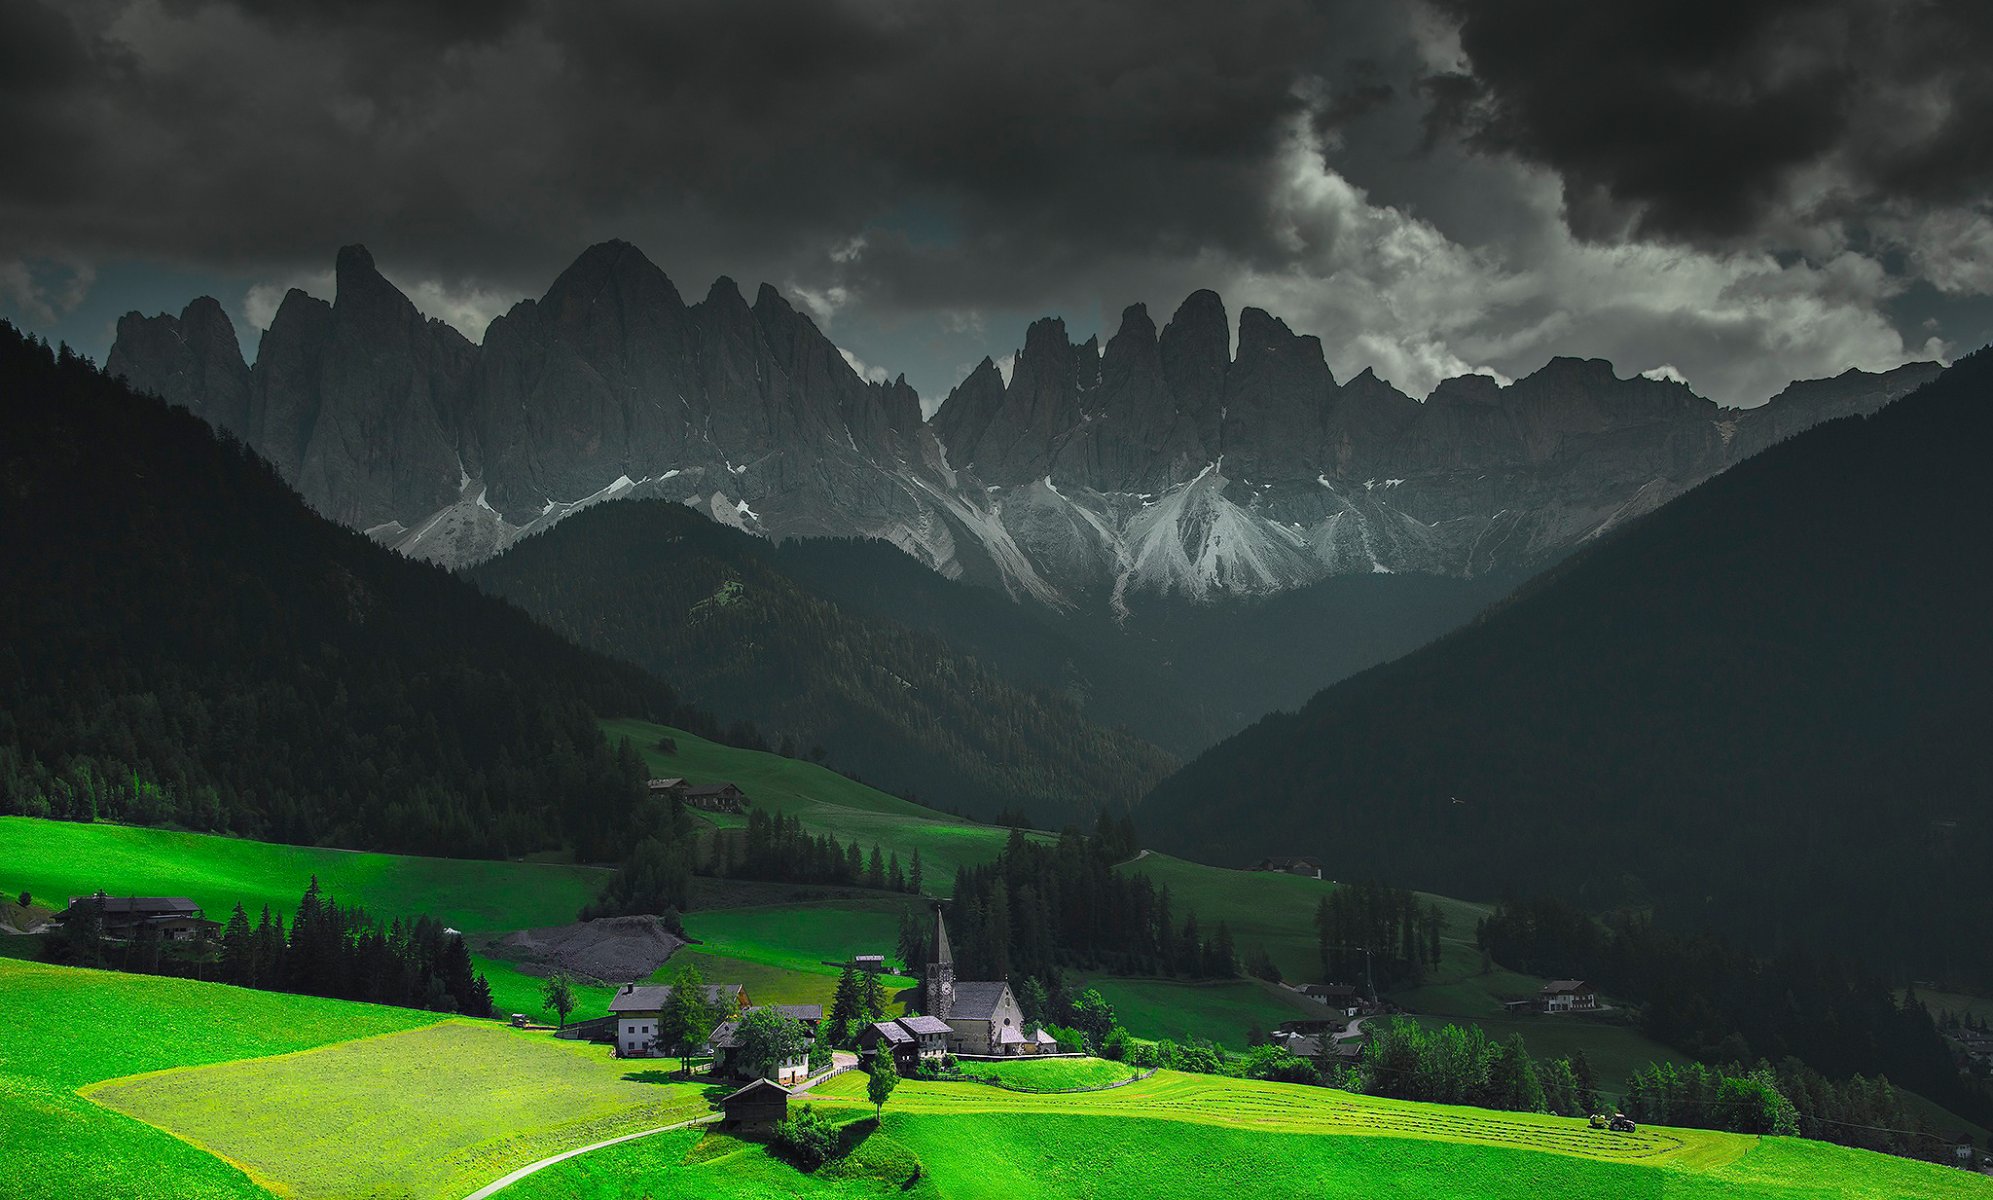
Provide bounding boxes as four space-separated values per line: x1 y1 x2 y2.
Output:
4 2 1993 1198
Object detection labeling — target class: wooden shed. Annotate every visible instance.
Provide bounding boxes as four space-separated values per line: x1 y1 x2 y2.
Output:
720 1077 792 1130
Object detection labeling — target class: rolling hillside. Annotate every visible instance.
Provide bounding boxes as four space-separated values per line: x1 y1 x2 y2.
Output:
7 958 1983 1200
518 1062 1991 1200
473 501 1177 822
0 324 708 862
0 815 914 1021
1141 350 1993 986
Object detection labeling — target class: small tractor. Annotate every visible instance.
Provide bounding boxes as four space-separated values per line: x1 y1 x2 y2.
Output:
1589 1112 1637 1133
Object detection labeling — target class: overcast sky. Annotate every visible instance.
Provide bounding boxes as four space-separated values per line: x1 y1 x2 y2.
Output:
4 0 1990 410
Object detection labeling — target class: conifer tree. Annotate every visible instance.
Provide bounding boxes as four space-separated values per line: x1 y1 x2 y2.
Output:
860 965 888 1022
829 964 862 1036
220 902 253 986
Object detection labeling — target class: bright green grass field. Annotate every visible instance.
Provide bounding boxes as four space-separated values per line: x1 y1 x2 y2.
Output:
958 1055 1139 1091
687 898 915 976
514 1070 1993 1200
0 815 618 1029
681 898 922 1012
0 816 609 932
0 958 440 1200
1078 975 1327 1046
87 1019 710 1200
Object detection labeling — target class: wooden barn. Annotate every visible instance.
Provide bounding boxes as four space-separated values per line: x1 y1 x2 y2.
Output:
720 1078 791 1130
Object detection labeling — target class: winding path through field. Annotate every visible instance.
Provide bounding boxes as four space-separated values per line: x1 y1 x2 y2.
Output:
459 1054 862 1200
460 1113 720 1200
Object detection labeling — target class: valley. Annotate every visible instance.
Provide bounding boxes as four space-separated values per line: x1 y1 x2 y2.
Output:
8 3 1993 1195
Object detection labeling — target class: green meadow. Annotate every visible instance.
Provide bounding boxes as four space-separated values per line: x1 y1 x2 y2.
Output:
0 815 609 932
0 958 439 1200
1077 975 1328 1047
607 718 1029 884
677 898 919 1011
0 814 622 1026
2 958 710 1200
87 1020 709 1200
511 1070 1993 1200
9 957 1989 1200
957 1055 1141 1091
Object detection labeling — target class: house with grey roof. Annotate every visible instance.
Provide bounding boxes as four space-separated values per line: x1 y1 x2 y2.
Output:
921 906 1057 1057
859 1013 951 1070
1539 980 1598 1013
708 1003 825 1086
58 893 217 941
606 981 751 1058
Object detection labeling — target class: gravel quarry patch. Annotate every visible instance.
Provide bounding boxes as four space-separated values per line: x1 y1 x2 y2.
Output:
497 915 686 984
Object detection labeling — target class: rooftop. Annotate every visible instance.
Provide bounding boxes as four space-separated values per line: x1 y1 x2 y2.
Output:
64 896 200 917
607 982 743 1014
950 981 1011 1020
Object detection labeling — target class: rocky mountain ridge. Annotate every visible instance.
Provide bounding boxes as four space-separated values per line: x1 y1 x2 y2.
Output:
107 241 1940 610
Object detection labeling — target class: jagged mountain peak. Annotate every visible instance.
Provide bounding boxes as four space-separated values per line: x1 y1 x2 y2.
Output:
1115 301 1156 338
334 242 377 277
545 238 684 311
704 275 749 309
106 240 1946 611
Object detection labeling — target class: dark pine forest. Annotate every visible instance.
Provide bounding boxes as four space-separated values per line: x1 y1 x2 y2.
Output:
0 323 714 861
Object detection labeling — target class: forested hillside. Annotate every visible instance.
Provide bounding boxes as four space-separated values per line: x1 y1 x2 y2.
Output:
471 500 1177 820
1142 351 1993 986
773 535 1519 755
0 324 709 859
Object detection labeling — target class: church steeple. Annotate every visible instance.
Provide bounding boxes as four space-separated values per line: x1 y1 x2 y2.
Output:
924 903 955 1018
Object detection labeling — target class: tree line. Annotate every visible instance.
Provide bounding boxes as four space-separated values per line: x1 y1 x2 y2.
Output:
0 325 720 864
1312 879 1447 993
45 876 492 1017
924 825 1242 994
709 809 926 894
1475 894 1988 1127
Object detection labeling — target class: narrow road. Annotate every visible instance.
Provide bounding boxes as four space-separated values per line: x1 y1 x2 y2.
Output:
1115 849 1151 868
1333 1017 1369 1043
460 1113 718 1200
461 1053 863 1200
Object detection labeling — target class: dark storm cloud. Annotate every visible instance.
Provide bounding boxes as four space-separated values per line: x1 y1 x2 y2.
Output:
1424 0 1993 244
0 0 1363 314
1 0 1982 409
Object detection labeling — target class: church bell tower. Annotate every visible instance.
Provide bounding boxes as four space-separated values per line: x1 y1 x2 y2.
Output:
924 903 955 1019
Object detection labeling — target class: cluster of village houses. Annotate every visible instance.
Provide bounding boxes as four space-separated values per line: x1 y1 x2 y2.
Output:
604 908 1054 1078
55 863 1613 1126
597 907 1059 1124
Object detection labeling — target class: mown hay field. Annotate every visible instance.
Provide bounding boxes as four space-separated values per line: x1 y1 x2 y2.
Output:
0 958 439 1200
513 1072 1993 1200
85 1019 710 1200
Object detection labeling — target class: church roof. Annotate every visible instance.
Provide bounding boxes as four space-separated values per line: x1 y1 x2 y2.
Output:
950 981 1011 1020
